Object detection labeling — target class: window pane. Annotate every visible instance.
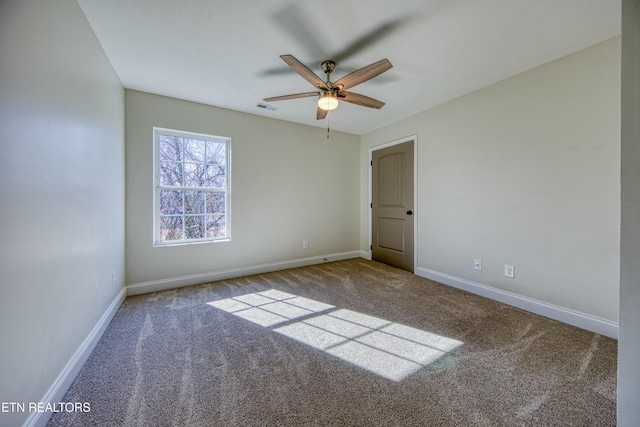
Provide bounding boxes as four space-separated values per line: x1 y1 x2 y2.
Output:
159 135 183 161
206 215 226 238
206 141 226 165
184 191 206 214
155 129 230 245
160 216 183 241
184 138 206 163
206 192 225 214
160 190 183 215
185 215 205 239
206 165 226 188
184 162 206 187
159 162 183 187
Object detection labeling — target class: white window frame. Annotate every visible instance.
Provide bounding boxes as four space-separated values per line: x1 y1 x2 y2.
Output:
153 127 231 246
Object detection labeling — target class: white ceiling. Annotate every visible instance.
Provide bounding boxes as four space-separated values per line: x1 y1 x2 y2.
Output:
77 0 621 135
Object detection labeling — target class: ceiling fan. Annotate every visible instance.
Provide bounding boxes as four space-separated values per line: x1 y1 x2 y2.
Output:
263 54 393 120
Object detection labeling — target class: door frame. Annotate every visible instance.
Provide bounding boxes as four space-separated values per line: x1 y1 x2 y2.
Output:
368 134 418 272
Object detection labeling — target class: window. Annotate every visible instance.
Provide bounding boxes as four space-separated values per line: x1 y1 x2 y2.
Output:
153 128 230 246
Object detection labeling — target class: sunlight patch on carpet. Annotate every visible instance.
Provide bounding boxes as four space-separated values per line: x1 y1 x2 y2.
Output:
207 290 463 381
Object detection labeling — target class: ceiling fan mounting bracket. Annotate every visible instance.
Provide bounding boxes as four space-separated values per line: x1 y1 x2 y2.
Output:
321 60 336 75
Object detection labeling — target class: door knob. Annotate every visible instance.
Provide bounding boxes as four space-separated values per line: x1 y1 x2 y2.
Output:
406 210 413 215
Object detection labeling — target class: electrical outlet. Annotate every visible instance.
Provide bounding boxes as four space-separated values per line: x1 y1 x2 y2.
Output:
302 240 309 250
504 265 515 278
473 259 482 271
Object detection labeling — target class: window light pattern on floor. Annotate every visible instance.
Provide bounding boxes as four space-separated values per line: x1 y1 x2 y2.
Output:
207 289 463 382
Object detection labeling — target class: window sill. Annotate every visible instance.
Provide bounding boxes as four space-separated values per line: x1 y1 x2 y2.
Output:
153 238 231 248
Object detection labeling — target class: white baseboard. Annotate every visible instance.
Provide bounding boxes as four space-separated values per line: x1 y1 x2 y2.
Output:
24 287 127 427
127 250 362 296
415 267 618 339
360 250 372 260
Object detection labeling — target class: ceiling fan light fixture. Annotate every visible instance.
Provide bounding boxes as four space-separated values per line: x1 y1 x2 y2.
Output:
318 92 339 111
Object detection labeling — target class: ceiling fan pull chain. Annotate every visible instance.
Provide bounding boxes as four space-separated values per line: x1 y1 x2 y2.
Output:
327 109 330 139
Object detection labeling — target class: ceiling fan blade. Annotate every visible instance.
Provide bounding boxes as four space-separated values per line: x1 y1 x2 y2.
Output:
333 59 393 91
332 17 409 63
272 4 328 60
316 107 328 120
280 55 329 90
263 92 319 102
339 91 386 109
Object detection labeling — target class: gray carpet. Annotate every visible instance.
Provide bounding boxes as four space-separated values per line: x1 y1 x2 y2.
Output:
48 259 617 426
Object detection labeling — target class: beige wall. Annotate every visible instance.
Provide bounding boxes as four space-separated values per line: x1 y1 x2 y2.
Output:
361 37 621 323
125 91 360 286
0 1 125 426
619 0 640 424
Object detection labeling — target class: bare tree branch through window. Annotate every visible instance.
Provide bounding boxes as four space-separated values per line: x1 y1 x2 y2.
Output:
154 129 230 245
